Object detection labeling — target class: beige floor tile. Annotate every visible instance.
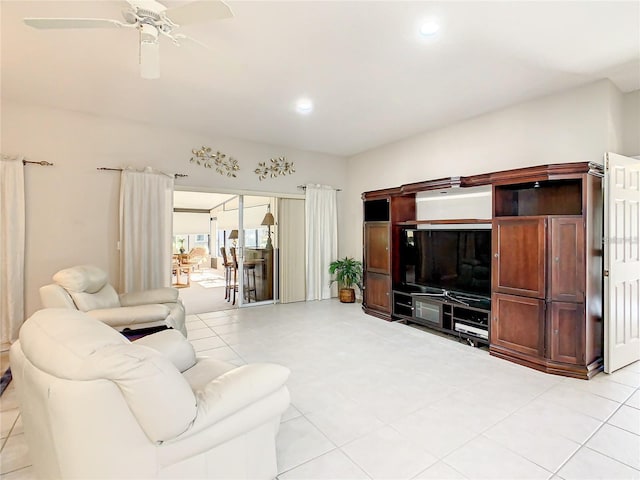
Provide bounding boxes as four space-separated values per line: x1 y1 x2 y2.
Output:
2 300 639 479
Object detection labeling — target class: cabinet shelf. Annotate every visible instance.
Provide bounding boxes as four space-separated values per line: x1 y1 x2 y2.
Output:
362 194 416 320
392 290 490 346
452 317 487 329
494 179 583 217
396 218 492 226
364 199 390 222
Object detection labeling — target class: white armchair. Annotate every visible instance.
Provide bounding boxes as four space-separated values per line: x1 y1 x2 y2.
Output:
10 308 291 480
39 264 186 336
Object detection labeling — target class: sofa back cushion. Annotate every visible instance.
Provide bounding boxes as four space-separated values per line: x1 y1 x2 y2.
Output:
68 285 120 311
53 265 120 310
19 309 197 442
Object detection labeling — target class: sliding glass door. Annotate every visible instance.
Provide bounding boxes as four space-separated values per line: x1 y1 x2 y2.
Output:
173 188 302 312
237 195 276 307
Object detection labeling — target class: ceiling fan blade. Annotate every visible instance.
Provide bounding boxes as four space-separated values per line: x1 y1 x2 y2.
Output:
24 17 126 29
164 0 233 26
172 33 210 50
140 39 160 79
125 0 167 14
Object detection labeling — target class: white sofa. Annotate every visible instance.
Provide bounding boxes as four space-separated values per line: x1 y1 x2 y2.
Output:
39 264 187 336
10 308 291 479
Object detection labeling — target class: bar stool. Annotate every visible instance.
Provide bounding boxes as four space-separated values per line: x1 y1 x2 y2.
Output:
243 262 257 303
228 247 239 305
229 248 257 304
220 247 236 301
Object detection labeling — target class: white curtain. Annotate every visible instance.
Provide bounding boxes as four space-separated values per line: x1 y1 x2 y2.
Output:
119 167 174 292
0 156 25 344
305 184 338 300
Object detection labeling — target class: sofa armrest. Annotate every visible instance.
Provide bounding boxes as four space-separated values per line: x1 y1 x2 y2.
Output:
192 363 290 428
134 329 196 372
120 287 179 307
87 304 170 327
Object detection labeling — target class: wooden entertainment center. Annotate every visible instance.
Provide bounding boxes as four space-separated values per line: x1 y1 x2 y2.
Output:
362 162 604 379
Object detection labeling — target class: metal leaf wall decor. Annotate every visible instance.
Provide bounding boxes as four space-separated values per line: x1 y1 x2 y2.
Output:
254 156 295 181
190 147 239 177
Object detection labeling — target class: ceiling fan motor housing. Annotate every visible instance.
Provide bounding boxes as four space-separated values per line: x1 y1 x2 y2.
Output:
139 22 159 43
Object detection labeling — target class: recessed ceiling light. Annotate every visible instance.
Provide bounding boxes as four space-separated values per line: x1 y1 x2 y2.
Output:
295 98 314 115
419 20 440 38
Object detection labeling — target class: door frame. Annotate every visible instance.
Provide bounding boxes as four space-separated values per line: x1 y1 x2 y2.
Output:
604 152 640 373
174 185 304 309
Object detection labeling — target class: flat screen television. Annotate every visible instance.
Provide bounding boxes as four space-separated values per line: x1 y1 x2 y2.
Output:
400 228 492 297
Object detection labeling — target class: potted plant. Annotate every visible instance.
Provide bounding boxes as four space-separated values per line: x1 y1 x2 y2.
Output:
329 257 363 303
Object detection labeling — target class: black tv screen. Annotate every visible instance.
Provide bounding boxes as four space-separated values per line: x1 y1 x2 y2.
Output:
401 228 492 296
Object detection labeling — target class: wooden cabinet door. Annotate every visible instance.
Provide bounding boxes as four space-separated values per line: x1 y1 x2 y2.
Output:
365 222 390 274
550 218 585 303
548 302 585 365
364 272 391 312
493 218 546 298
491 293 545 358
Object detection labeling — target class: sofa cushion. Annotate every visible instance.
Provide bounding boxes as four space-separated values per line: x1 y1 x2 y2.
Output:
68 283 120 311
90 343 197 442
86 304 170 327
19 308 127 379
19 308 197 442
134 329 196 372
119 287 179 306
53 265 109 294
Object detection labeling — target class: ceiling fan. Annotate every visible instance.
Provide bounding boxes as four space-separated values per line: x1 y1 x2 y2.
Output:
23 0 233 79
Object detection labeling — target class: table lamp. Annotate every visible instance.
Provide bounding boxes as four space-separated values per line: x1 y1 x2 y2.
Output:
261 205 275 249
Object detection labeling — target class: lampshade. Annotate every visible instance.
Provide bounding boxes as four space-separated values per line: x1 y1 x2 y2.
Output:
228 229 239 240
261 204 275 226
261 212 275 226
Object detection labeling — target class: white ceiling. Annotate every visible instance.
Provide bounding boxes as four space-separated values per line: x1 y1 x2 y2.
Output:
2 1 639 157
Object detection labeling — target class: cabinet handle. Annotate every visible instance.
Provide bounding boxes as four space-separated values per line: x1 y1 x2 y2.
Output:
554 257 559 262
494 253 499 258
554 329 559 335
386 292 389 296
494 317 498 322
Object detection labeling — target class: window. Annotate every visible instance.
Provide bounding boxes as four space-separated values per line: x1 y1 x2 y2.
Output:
173 234 210 254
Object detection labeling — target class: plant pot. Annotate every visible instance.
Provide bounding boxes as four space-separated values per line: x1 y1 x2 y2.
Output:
339 288 356 303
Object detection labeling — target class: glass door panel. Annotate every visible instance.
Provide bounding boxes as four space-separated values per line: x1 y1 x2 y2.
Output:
238 195 276 306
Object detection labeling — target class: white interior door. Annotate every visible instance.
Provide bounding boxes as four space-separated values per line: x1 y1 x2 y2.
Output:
604 152 640 373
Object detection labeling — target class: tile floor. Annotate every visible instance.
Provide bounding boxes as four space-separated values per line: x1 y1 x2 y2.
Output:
1 300 639 479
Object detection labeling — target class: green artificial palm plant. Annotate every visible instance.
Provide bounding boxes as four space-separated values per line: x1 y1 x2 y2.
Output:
329 257 363 303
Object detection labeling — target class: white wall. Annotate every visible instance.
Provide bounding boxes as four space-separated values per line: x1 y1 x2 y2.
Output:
4 80 639 316
343 80 640 259
623 90 640 157
1 101 347 316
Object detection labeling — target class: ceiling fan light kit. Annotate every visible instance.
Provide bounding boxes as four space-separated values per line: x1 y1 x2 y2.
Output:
22 0 233 79
139 43 159 79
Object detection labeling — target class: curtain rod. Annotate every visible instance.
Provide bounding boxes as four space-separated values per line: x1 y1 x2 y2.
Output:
1 154 54 166
297 185 342 191
97 167 188 179
23 160 54 166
